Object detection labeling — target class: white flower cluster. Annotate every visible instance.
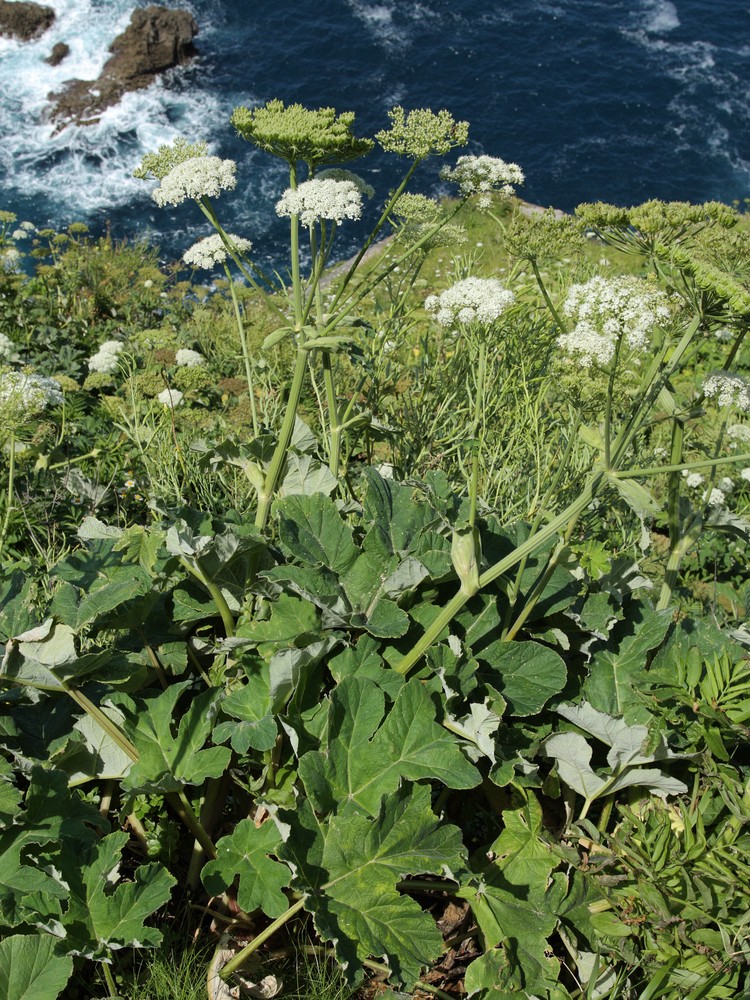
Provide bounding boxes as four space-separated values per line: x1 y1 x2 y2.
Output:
175 348 205 367
0 370 63 423
152 156 237 207
441 155 525 207
704 488 726 508
183 233 252 270
275 178 363 228
557 276 671 368
702 372 750 411
157 388 184 408
425 276 515 328
741 468 750 482
727 423 750 445
88 340 124 374
0 332 15 361
682 471 705 489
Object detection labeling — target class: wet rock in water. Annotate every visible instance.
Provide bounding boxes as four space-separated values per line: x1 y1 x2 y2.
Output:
0 0 55 41
48 5 198 128
45 41 70 66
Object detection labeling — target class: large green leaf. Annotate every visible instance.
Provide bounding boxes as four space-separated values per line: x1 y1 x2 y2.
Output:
276 493 359 574
0 768 104 930
478 640 567 716
583 608 672 721
0 573 37 644
202 818 290 918
299 676 480 815
119 683 231 794
213 662 277 753
280 785 466 986
461 859 567 997
62 831 175 957
0 934 72 1000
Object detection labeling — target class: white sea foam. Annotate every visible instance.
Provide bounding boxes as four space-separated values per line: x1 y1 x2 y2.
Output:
642 0 680 34
0 0 234 235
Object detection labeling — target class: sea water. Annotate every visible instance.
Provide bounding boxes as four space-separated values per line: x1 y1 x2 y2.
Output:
1 0 748 268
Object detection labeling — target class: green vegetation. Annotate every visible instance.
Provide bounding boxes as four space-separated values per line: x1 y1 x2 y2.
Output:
0 101 749 1000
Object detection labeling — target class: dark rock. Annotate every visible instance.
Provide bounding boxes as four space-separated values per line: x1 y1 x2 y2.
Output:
45 41 70 66
48 5 198 128
0 0 55 41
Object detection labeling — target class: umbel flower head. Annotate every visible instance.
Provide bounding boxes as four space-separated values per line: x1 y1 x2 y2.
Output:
183 233 252 269
441 155 524 207
175 348 205 368
389 194 466 252
275 178 363 228
504 209 587 265
134 138 210 181
376 106 469 159
703 371 750 411
557 276 672 368
231 100 373 169
157 388 184 408
151 157 237 207
0 369 63 426
425 277 515 328
87 339 124 374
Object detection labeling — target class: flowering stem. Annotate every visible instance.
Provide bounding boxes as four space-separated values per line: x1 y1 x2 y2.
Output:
394 473 603 676
254 345 309 531
666 416 685 556
657 515 702 611
0 429 16 564
289 164 304 329
468 341 486 529
223 262 259 438
613 452 750 478
530 259 566 333
177 556 235 638
611 314 702 466
331 158 422 303
603 337 624 470
198 199 287 321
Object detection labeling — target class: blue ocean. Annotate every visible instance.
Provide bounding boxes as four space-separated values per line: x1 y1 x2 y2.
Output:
1 0 749 267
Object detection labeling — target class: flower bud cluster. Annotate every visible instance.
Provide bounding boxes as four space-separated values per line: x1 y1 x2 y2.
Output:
275 178 363 228
425 277 515 328
557 276 671 368
151 156 237 207
702 372 750 411
376 106 469 159
134 138 210 181
231 100 373 168
87 340 124 374
183 233 252 269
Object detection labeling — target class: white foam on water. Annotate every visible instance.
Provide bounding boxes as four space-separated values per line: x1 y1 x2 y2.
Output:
0 0 235 235
642 0 681 33
347 1 410 51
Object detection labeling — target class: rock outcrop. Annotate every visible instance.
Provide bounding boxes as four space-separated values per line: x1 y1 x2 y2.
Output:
0 0 55 41
49 5 198 127
45 41 69 66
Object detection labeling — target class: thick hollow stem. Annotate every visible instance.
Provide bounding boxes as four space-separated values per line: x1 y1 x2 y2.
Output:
254 345 309 530
177 556 236 638
393 474 602 677
219 898 306 979
0 428 17 563
224 262 260 439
